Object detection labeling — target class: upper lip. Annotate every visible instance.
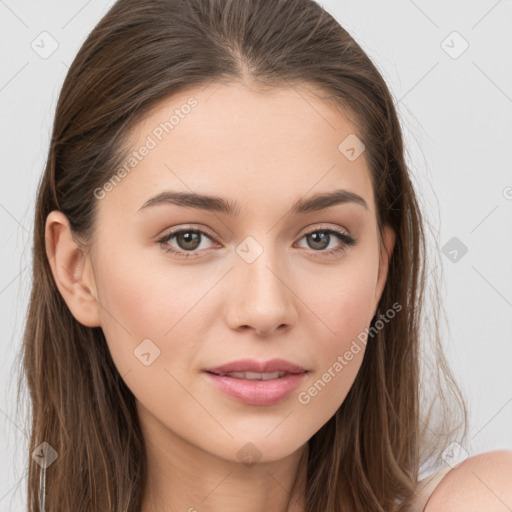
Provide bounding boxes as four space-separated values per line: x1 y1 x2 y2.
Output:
204 358 307 375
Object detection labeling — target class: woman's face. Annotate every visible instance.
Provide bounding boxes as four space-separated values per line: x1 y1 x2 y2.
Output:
65 82 394 464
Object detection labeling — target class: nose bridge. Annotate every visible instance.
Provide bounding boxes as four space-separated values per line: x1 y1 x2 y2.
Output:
228 233 297 333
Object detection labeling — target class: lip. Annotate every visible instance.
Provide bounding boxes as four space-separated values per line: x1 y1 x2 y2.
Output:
204 358 307 375
203 371 307 405
203 358 308 406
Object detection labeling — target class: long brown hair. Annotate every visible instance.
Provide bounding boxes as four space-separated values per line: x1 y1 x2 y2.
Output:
16 0 467 510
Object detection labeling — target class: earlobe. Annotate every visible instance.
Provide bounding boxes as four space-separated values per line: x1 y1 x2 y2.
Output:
45 210 101 328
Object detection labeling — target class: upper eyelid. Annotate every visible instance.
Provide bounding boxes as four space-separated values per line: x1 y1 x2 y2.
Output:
298 223 351 237
159 224 218 243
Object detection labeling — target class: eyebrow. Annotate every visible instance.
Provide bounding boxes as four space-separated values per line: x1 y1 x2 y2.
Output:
137 188 369 215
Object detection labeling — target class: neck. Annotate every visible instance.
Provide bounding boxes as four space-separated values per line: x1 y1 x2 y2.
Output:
139 418 309 512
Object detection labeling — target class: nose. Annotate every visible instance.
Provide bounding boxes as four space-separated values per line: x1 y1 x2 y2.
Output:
225 247 298 337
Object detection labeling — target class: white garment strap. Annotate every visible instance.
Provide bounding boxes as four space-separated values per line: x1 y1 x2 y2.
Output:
38 464 46 512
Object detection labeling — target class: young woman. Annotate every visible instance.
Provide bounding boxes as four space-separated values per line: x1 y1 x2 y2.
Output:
18 0 512 511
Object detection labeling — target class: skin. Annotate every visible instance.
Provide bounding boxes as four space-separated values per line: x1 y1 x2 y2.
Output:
424 450 512 512
45 80 395 512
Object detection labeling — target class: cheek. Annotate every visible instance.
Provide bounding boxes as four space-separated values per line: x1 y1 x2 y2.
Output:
300 255 378 347
92 247 212 426
293 257 377 416
92 244 208 376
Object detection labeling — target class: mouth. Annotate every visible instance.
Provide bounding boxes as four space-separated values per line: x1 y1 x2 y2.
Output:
202 368 308 406
204 370 301 380
203 358 308 376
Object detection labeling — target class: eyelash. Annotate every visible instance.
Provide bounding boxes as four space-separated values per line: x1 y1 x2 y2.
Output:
157 225 356 260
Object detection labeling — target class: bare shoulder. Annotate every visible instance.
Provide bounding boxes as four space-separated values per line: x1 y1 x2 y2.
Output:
425 450 512 512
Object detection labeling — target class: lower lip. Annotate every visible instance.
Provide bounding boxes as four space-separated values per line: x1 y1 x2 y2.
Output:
203 371 307 405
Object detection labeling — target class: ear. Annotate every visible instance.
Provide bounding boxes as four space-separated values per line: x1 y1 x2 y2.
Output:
45 210 101 327
372 223 396 316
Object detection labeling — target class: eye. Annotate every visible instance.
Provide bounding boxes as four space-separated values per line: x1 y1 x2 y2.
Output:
157 225 356 259
295 226 356 257
157 226 218 259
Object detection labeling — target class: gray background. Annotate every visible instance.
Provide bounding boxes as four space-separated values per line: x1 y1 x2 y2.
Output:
1 0 511 509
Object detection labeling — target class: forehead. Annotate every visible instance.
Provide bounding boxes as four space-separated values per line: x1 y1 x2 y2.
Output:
104 81 375 219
